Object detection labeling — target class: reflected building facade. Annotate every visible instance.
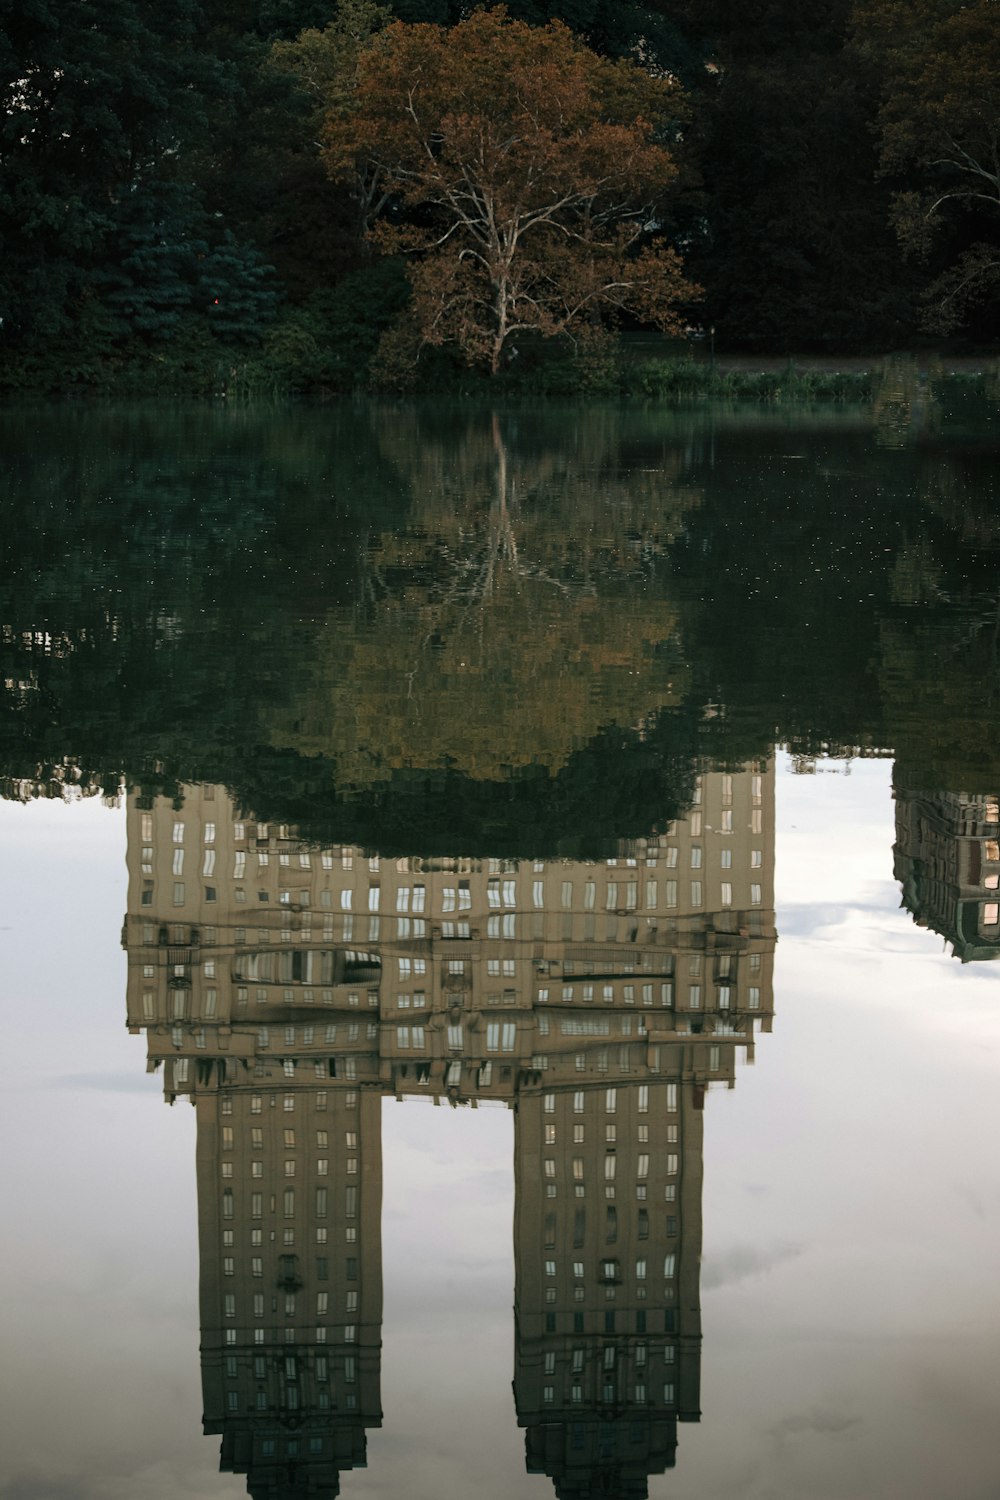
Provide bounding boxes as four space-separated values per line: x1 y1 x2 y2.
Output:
894 788 1000 961
123 768 775 1497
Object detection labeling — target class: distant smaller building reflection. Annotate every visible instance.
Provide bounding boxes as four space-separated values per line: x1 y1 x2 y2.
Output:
894 788 1000 961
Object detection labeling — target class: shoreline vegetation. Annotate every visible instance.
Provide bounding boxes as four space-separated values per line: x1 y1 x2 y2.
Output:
3 346 999 407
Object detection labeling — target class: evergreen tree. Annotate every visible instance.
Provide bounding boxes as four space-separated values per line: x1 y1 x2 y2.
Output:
98 183 209 339
199 231 280 341
0 0 211 342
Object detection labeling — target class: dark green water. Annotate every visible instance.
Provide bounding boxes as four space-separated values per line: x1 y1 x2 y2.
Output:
1 397 998 1500
3 396 1000 824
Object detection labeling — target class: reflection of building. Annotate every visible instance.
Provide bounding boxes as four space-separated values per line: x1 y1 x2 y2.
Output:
514 1075 702 1497
510 772 774 1499
894 789 1000 961
124 767 775 1497
196 1081 382 1500
124 789 385 1500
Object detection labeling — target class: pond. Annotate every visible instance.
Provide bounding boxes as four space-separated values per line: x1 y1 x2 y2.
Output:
1 395 998 1500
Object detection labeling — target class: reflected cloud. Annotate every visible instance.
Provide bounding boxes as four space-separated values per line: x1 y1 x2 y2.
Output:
2 1464 237 1500
702 1241 805 1291
777 895 893 940
47 1071 157 1094
768 1408 862 1441
1 1479 97 1500
951 1181 993 1221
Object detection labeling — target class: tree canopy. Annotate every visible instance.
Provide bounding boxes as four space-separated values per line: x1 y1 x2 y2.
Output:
322 8 698 373
853 0 1000 334
2 0 998 390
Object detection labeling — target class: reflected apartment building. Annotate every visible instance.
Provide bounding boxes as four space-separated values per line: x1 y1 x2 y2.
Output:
894 788 1000 961
123 767 775 1498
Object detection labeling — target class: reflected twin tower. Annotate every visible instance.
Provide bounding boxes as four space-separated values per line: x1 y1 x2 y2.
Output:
123 769 776 1499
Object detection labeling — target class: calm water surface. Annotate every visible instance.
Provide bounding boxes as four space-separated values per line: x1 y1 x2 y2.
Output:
1 396 999 1500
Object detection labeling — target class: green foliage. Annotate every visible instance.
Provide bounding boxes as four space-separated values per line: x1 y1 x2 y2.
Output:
255 260 413 391
0 0 213 341
383 0 707 80
95 188 281 352
272 1 393 119
622 360 874 403
361 342 877 401
387 0 453 20
0 0 284 386
318 260 411 365
257 0 357 39
0 296 121 396
223 715 698 859
98 183 210 339
199 232 280 343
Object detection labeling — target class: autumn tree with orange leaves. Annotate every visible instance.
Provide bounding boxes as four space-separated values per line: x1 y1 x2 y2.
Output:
322 7 698 374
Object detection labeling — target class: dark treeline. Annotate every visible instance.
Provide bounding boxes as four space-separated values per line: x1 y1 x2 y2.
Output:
2 0 998 396
2 401 999 851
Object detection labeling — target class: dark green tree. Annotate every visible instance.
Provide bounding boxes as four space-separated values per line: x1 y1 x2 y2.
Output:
675 0 917 349
0 0 210 341
384 0 706 78
98 183 209 339
199 231 280 341
853 0 1000 338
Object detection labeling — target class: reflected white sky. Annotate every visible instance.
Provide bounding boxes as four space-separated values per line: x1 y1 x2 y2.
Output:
1 757 999 1500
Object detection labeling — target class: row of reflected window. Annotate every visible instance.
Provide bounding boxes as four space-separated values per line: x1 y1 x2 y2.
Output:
215 1313 676 1346
221 1186 357 1219
148 882 766 914
142 972 763 1023
221 1226 354 1249
167 1013 737 1051
543 1207 674 1247
544 1255 675 1284
221 1324 356 1345
137 933 763 984
226 1390 354 1413
541 1382 676 1406
543 1156 678 1183
221 1159 356 1180
223 1292 357 1317
144 855 767 904
221 1255 352 1278
220 1126 355 1149
178 1050 726 1090
254 1435 333 1457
